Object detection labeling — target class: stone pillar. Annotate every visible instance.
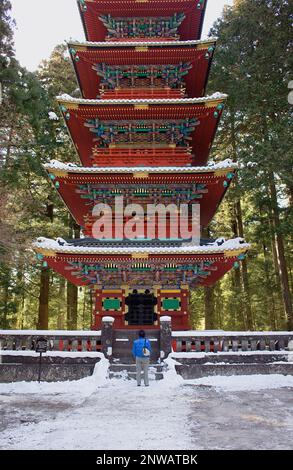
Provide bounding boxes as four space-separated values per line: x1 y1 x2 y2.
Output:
160 316 172 360
101 316 115 360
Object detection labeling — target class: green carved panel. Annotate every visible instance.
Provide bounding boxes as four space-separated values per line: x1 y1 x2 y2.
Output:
103 298 121 311
162 298 181 311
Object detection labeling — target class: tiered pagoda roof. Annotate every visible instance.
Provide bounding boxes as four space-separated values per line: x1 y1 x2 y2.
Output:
57 94 226 167
68 38 216 99
34 236 249 289
77 0 208 42
45 159 237 233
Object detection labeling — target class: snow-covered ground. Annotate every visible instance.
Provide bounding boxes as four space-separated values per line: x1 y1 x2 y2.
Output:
0 359 293 450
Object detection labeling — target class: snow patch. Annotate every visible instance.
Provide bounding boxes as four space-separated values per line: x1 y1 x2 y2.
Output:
68 38 218 48
48 111 59 121
33 237 250 255
159 356 184 389
0 329 101 337
102 316 115 323
57 92 228 106
0 351 103 358
172 330 293 337
0 356 109 397
171 351 290 358
186 374 293 391
44 158 238 173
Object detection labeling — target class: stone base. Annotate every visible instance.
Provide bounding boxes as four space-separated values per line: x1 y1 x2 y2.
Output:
175 362 293 379
172 353 293 379
0 355 101 383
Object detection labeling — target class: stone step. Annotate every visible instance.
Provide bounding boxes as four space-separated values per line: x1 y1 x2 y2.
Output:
114 329 160 339
113 330 160 363
112 356 160 365
173 352 290 365
109 370 164 381
110 363 163 372
109 362 165 381
113 341 160 350
175 362 293 379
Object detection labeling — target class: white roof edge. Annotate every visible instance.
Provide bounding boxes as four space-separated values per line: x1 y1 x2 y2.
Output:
67 38 218 48
44 159 238 174
33 237 250 255
56 92 228 106
171 331 293 337
0 330 101 337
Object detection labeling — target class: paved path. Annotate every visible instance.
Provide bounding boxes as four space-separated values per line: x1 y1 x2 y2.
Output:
0 377 292 450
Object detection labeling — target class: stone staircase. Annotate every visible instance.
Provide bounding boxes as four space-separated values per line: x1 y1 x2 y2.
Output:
109 362 165 381
173 352 293 379
0 354 101 383
109 329 165 381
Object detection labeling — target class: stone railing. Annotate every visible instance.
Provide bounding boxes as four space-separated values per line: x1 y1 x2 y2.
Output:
0 330 102 352
1 329 292 356
172 331 293 353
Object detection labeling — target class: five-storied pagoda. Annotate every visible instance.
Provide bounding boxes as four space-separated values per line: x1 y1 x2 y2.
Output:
34 0 249 332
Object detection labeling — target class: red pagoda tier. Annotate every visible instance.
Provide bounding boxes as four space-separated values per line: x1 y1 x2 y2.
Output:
57 94 226 167
45 159 237 236
34 237 249 330
77 0 208 43
68 38 216 99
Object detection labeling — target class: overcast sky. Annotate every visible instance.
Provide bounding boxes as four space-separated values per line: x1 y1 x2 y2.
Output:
11 0 234 71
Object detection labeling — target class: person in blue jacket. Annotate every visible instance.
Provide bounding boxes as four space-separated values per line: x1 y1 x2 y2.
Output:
132 330 152 387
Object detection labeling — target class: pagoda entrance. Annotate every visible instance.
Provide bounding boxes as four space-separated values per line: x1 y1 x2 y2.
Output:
125 290 157 326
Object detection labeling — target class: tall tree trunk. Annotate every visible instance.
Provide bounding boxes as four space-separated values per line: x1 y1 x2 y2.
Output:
37 201 54 329
37 267 50 329
15 267 24 329
4 123 14 169
262 242 278 330
230 203 246 329
202 227 216 329
2 272 10 329
230 111 253 329
57 277 66 330
82 288 86 329
214 284 224 329
67 282 78 330
267 212 284 328
89 288 94 329
235 200 254 329
66 216 80 330
268 173 293 330
204 286 216 330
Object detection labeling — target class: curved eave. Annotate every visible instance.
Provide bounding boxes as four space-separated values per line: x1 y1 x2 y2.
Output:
33 240 250 259
57 93 227 107
44 162 238 178
67 38 217 49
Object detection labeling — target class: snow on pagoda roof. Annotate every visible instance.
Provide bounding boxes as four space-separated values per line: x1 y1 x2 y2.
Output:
44 159 238 175
33 237 250 256
57 92 227 106
67 38 217 48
